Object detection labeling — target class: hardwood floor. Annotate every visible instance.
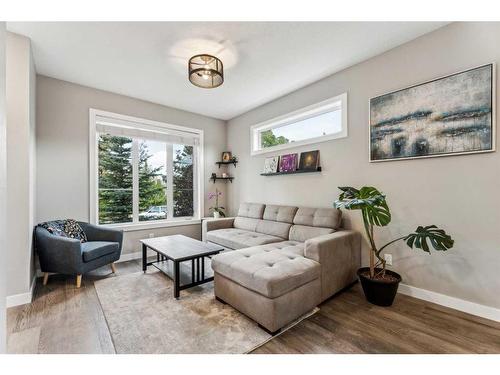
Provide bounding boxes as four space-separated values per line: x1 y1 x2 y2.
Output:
7 259 500 354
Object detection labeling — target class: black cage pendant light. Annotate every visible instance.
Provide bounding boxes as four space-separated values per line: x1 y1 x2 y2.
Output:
188 54 224 88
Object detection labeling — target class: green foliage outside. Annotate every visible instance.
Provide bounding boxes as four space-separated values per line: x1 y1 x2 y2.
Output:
173 145 194 217
261 130 289 148
98 135 133 224
138 141 167 221
98 135 194 223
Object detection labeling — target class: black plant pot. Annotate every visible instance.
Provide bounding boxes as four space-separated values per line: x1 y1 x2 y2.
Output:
357 267 402 306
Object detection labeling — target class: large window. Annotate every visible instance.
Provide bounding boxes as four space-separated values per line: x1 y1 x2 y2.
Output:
250 93 348 155
90 110 203 229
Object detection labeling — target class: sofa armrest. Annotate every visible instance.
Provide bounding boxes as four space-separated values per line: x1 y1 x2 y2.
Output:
304 230 361 301
35 227 84 274
78 222 124 250
202 217 235 242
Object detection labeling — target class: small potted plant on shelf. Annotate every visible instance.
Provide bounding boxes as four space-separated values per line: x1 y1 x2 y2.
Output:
334 186 454 306
208 188 225 218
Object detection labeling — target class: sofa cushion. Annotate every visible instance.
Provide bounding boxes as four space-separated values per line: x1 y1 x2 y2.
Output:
293 207 342 229
234 217 260 232
263 205 298 223
289 225 335 242
211 241 320 298
255 219 291 239
81 241 119 262
237 202 265 219
206 228 282 250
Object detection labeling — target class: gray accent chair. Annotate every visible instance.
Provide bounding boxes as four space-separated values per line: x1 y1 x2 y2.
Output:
205 203 361 334
35 222 123 287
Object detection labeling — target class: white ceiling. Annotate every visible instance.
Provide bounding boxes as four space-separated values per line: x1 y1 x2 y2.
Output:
7 22 448 120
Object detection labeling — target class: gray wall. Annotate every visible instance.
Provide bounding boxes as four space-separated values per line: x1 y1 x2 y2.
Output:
6 32 36 297
0 21 7 353
36 76 227 255
227 22 500 309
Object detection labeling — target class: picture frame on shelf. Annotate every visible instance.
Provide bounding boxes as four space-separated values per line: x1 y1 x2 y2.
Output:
298 150 320 171
263 156 280 174
279 153 298 172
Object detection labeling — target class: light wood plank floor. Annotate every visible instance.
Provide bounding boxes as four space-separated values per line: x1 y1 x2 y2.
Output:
7 259 500 354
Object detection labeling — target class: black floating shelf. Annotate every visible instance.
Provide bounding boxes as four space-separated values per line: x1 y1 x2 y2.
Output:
211 176 234 183
260 167 322 176
216 161 238 168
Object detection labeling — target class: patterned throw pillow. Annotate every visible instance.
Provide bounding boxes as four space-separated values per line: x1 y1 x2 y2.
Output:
38 219 88 243
63 219 88 243
38 220 68 238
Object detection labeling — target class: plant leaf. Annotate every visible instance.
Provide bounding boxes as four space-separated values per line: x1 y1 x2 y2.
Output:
405 225 454 253
334 186 391 227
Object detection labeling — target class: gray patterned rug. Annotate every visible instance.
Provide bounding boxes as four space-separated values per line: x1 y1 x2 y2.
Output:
95 268 317 354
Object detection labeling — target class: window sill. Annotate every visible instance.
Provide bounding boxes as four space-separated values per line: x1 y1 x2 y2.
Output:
101 219 201 232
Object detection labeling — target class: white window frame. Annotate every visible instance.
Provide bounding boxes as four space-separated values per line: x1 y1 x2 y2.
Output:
89 109 204 231
250 93 348 155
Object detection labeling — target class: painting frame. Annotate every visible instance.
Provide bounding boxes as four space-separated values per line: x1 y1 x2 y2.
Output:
279 153 298 172
298 150 320 171
263 156 280 174
369 63 496 163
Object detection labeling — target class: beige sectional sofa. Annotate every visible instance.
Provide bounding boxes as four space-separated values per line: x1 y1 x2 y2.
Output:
203 202 361 333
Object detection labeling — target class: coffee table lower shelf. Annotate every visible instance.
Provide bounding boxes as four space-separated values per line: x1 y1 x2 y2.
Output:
142 243 220 299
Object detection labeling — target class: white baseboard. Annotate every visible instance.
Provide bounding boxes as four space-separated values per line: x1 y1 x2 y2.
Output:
398 283 500 322
6 276 36 308
116 251 143 263
116 249 157 263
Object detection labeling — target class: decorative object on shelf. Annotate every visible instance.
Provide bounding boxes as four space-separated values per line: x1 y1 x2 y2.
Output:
211 172 217 179
222 172 228 178
263 156 279 174
279 153 298 172
208 188 225 218
334 186 454 306
188 54 224 89
298 150 320 171
370 64 494 162
221 151 232 162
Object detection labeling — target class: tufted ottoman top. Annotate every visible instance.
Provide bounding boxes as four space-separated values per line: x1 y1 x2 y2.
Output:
211 241 320 299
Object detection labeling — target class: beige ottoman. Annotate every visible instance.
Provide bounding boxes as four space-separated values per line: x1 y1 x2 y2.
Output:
211 241 322 334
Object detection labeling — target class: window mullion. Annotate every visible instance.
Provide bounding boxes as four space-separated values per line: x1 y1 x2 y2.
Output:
192 144 199 219
132 139 139 223
166 143 174 220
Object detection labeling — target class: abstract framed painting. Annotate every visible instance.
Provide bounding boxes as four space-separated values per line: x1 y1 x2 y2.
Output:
279 153 298 172
369 63 495 162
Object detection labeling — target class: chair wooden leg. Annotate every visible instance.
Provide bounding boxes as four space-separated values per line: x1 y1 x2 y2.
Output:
76 274 82 288
110 263 116 273
42 272 49 286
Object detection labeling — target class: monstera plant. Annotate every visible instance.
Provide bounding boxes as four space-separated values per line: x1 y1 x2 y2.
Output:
334 186 454 306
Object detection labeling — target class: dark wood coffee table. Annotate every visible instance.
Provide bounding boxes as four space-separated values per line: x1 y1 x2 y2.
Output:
140 235 223 299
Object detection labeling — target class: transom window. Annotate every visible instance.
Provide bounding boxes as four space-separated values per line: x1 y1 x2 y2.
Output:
89 109 203 229
251 93 348 155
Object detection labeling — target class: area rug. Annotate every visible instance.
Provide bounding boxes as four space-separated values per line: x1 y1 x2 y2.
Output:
94 269 318 354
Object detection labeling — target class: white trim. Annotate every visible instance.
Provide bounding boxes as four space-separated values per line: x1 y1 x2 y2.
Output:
250 93 348 155
398 283 500 323
89 108 204 228
116 250 143 263
369 63 496 162
6 276 36 308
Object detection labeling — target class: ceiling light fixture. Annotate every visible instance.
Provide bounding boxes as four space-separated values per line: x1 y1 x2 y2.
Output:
188 54 224 89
